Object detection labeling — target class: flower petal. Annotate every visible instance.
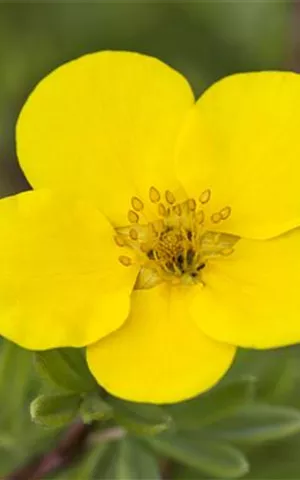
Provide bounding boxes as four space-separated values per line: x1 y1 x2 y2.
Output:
191 228 300 349
87 284 235 404
17 51 194 225
0 190 138 350
176 72 300 239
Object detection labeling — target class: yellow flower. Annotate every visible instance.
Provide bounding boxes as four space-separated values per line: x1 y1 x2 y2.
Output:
1 51 300 404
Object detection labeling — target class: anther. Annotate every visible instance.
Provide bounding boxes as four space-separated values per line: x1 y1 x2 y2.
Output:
140 243 148 253
187 198 196 212
165 261 175 273
165 190 176 205
131 196 144 212
128 210 139 224
220 206 231 220
187 230 193 241
129 228 138 240
147 249 155 260
220 247 234 256
200 189 211 204
158 203 167 217
119 255 133 266
177 253 184 268
196 263 205 271
211 212 222 223
173 204 182 216
114 235 125 247
149 186 161 203
187 248 195 265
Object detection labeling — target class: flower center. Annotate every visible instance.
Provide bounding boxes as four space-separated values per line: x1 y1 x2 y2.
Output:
115 186 238 289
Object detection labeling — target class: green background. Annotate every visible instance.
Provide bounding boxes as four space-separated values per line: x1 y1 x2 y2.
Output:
0 2 299 479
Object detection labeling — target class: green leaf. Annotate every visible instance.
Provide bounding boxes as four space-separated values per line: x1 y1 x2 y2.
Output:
30 393 80 428
0 340 39 433
35 348 97 393
65 439 158 480
147 432 249 478
113 438 160 479
165 377 255 430
256 349 297 404
80 393 113 423
108 397 172 435
71 443 112 480
205 404 300 444
54 442 113 480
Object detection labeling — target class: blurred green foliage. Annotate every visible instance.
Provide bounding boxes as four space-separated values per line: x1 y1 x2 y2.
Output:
0 2 297 478
3 342 300 478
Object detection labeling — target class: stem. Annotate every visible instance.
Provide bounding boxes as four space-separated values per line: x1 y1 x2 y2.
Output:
6 420 92 480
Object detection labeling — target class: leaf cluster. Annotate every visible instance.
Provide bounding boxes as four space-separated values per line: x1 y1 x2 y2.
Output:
26 345 300 479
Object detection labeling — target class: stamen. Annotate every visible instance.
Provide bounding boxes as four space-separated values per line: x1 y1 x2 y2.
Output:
129 228 138 240
165 261 175 273
147 249 155 260
176 253 184 269
149 220 164 237
200 189 211 204
174 204 182 216
211 212 222 223
128 210 139 224
114 235 125 247
220 247 234 256
149 186 161 203
140 243 148 253
187 198 196 212
120 185 236 286
131 196 144 212
158 203 167 217
196 263 205 271
187 230 193 241
149 223 158 237
197 210 205 224
165 190 176 205
220 206 231 220
186 248 195 265
119 255 133 266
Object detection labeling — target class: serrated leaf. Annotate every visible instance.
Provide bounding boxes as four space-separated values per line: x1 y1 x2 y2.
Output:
35 348 97 393
108 397 172 435
147 432 249 478
30 393 80 428
165 377 255 430
113 438 160 480
205 404 300 443
80 393 113 423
